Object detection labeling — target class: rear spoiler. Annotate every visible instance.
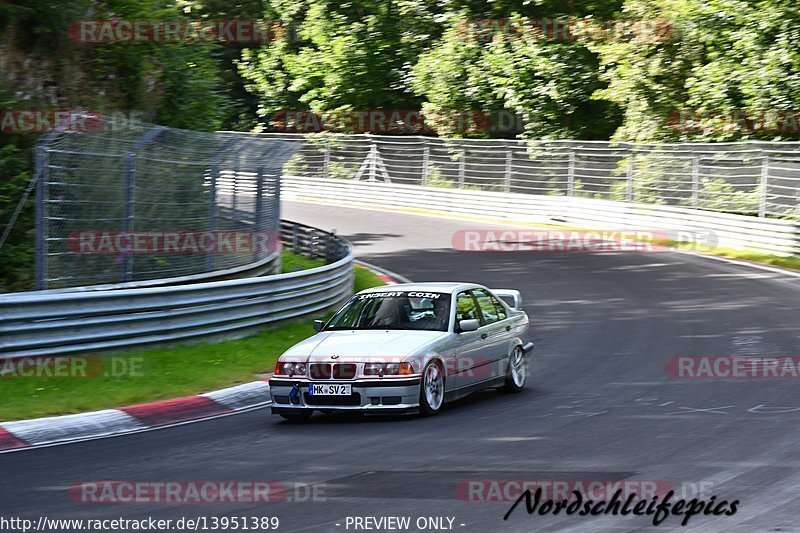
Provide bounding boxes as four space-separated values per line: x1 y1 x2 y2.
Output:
491 289 522 310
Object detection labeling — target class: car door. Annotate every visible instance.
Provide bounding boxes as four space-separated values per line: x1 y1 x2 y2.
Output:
471 288 515 380
450 290 490 390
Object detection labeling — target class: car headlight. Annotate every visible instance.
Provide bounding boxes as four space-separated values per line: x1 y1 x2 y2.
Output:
275 362 306 376
363 362 414 376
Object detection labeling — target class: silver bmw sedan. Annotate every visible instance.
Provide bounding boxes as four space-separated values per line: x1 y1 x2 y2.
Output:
269 282 534 421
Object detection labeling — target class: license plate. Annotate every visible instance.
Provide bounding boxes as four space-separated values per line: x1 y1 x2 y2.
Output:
309 383 352 396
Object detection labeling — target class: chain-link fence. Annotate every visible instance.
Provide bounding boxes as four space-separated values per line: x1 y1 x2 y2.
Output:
36 120 298 289
41 128 800 289
247 133 800 220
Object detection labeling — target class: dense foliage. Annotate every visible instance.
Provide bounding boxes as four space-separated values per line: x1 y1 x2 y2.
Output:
0 0 267 290
241 0 800 141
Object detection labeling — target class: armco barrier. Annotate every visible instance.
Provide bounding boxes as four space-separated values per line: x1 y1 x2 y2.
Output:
0 221 353 359
283 176 800 256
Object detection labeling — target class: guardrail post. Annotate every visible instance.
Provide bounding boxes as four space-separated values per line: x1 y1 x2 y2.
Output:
504 145 513 193
292 223 300 251
421 140 430 187
312 229 320 258
324 230 336 263
759 155 770 217
691 156 700 209
567 151 575 197
34 145 49 290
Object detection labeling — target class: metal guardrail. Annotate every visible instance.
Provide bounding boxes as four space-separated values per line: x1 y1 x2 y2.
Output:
284 176 800 256
0 221 353 359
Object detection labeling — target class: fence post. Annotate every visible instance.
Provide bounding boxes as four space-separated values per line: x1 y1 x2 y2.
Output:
759 155 770 217
34 145 49 290
231 155 239 216
122 154 136 282
123 126 165 283
322 140 331 180
459 149 466 189
567 151 576 197
206 161 219 272
504 145 513 193
626 154 635 202
691 156 700 209
207 138 238 272
369 141 377 182
254 165 265 262
421 140 430 186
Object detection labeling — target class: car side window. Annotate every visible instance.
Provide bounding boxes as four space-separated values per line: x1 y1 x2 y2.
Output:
456 291 480 323
492 295 507 321
473 289 505 324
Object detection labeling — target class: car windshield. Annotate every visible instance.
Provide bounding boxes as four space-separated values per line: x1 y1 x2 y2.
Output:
324 291 451 331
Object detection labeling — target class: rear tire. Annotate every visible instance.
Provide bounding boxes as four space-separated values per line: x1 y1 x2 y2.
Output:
500 345 526 393
280 411 313 422
419 361 445 416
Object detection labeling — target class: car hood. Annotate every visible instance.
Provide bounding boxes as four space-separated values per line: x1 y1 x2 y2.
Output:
281 329 449 362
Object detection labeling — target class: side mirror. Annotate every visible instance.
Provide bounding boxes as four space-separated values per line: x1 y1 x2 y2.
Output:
458 319 480 332
313 319 326 332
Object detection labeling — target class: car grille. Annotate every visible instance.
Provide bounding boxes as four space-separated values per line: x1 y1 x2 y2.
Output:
309 363 332 379
333 363 357 379
309 363 356 379
304 392 362 406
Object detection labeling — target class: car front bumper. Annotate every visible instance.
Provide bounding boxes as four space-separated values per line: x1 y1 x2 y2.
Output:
268 377 421 414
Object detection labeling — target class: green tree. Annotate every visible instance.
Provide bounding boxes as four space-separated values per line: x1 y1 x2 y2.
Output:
410 3 624 138
239 0 442 131
592 0 800 141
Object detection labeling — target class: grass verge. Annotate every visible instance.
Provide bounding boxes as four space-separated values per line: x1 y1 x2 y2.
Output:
0 262 387 422
669 242 800 271
281 249 325 272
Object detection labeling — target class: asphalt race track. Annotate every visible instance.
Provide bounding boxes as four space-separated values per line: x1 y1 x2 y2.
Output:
5 200 800 532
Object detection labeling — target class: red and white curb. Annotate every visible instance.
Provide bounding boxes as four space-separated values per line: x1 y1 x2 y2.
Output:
0 380 271 453
0 261 407 453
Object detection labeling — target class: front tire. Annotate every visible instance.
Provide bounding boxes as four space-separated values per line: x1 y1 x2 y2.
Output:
419 361 444 416
500 345 526 392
